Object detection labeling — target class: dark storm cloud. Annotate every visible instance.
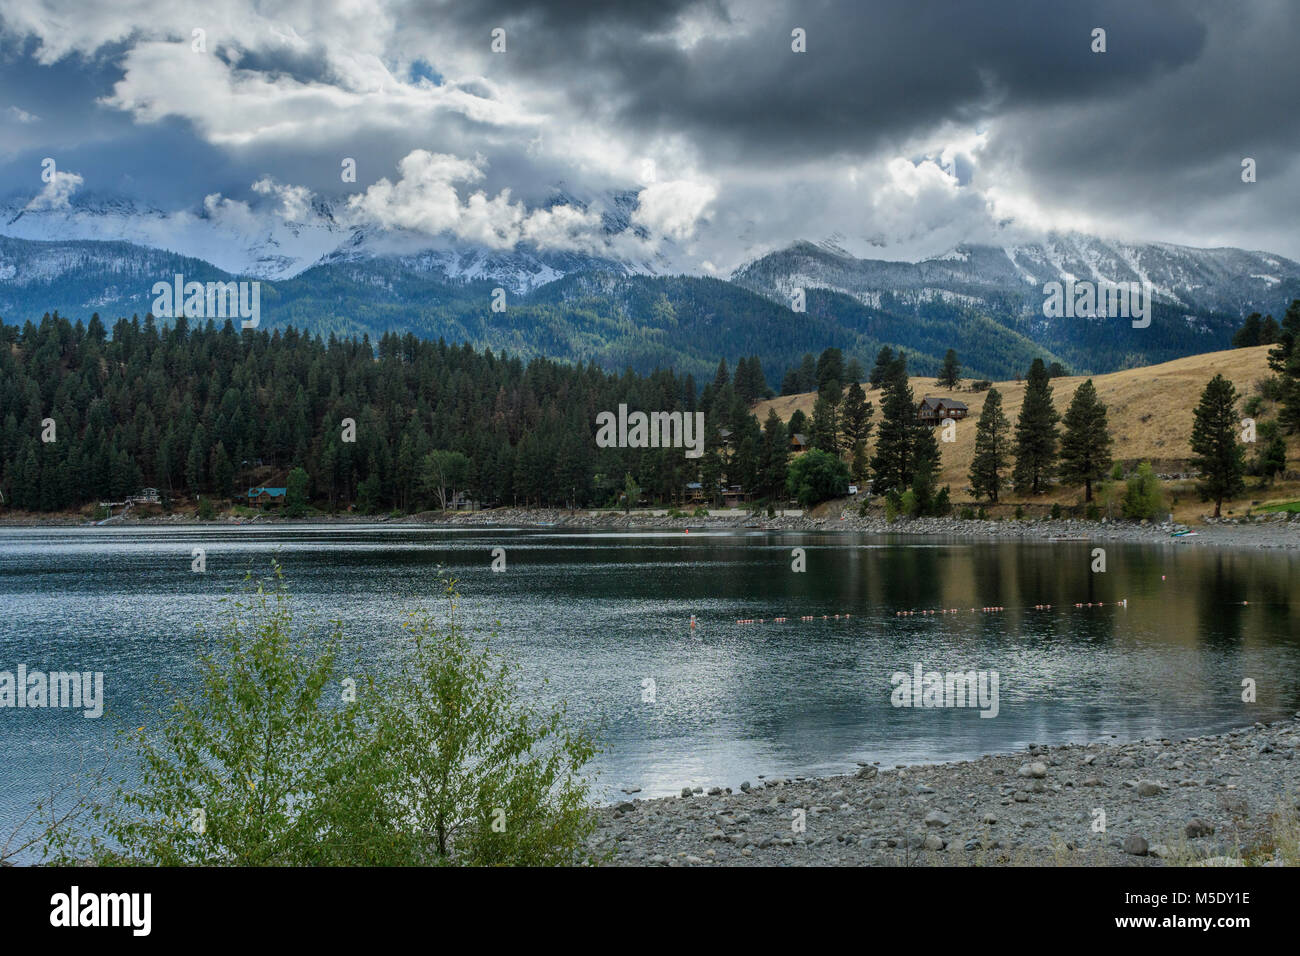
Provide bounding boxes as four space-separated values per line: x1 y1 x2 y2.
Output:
424 0 1207 164
2 0 1298 260
410 0 1300 255
415 0 711 33
974 1 1300 251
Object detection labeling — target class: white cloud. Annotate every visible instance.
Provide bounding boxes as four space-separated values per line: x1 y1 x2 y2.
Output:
24 169 83 211
252 176 313 222
344 150 604 251
632 180 716 241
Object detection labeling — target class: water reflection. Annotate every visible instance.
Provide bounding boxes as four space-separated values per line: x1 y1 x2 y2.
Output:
0 525 1296 831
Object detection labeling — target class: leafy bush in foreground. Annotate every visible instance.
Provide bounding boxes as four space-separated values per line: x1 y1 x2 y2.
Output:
61 563 597 866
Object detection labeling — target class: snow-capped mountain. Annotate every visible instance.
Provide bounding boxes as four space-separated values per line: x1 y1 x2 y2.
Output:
3 191 1297 380
0 187 676 293
732 234 1300 320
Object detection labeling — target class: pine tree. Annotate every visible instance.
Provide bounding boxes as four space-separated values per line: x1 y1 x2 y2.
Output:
212 442 234 501
1012 359 1059 495
810 393 840 455
1232 312 1263 347
1268 300 1300 434
1189 374 1246 517
937 349 961 389
758 409 788 499
1058 379 1113 502
839 382 872 454
816 348 844 393
849 442 868 483
910 420 940 513
787 409 809 443
186 424 209 494
869 346 895 389
797 353 818 392
870 354 915 494
968 388 1010 503
1254 420 1287 484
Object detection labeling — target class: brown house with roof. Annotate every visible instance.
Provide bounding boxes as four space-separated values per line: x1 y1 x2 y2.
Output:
917 396 968 425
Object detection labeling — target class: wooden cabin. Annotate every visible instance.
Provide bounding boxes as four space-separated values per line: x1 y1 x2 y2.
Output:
917 396 968 425
247 486 288 506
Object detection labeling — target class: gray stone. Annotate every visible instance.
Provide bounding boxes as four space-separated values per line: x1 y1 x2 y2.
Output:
1217 793 1249 814
1123 835 1149 856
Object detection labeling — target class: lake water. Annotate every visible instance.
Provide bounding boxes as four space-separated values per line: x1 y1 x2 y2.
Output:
3 524 1298 852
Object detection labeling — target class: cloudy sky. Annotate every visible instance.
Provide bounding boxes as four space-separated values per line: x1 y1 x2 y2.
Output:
2 0 1298 273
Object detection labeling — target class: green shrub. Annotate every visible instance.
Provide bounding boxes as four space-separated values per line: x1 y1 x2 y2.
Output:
63 565 598 867
1050 503 1062 520
197 497 216 521
1122 461 1166 521
374 577 598 865
899 488 919 518
1014 505 1024 520
959 506 975 520
786 448 851 508
1085 503 1101 521
1255 375 1284 402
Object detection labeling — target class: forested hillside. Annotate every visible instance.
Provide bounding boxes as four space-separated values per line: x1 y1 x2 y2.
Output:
0 312 779 513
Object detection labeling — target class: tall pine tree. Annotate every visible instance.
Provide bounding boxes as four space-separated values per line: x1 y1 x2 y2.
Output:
1058 379 1112 502
870 353 918 495
1012 358 1059 495
937 349 961 389
1189 374 1246 517
968 388 1010 503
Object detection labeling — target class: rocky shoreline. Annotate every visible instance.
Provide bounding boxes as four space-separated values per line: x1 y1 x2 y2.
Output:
439 504 1300 550
7 504 1300 550
590 716 1300 866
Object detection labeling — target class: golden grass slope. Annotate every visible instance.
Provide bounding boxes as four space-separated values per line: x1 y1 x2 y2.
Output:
754 345 1295 508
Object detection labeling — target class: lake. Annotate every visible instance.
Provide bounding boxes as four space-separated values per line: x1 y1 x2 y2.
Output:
2 524 1298 853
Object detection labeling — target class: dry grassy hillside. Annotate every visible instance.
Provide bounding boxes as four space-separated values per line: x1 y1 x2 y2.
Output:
754 345 1298 518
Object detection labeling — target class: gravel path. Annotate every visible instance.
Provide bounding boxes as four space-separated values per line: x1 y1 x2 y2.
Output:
591 716 1300 866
